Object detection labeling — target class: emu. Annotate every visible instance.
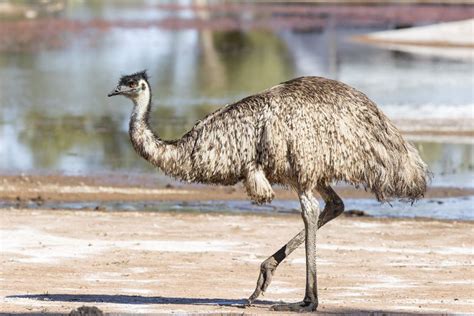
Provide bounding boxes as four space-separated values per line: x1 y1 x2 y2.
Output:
108 71 429 312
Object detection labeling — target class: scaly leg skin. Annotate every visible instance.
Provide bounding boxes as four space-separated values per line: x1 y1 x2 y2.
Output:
317 185 345 228
247 185 344 305
247 230 305 305
271 190 320 312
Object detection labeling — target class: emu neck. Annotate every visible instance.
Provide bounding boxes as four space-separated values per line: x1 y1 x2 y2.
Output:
129 86 188 179
131 87 152 122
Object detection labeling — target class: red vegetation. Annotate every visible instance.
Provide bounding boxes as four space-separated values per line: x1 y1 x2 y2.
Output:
0 4 472 52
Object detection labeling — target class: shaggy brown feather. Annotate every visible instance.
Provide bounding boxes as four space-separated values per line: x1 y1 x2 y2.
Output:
126 75 429 203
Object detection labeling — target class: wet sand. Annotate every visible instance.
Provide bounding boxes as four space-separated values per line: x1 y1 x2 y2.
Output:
1 174 473 203
1 208 473 314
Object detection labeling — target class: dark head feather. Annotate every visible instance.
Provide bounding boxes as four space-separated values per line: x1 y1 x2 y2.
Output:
119 70 148 85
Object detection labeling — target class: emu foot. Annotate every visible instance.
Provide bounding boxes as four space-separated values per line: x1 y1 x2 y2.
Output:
271 301 318 312
246 257 278 305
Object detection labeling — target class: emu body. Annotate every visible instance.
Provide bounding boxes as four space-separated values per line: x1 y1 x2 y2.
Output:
109 71 429 311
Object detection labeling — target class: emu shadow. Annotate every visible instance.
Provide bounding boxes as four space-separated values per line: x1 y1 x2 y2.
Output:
6 294 443 315
7 293 275 307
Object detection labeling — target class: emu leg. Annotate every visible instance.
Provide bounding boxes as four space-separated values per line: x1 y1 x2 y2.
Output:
271 191 320 312
247 185 344 305
317 185 345 228
247 230 305 304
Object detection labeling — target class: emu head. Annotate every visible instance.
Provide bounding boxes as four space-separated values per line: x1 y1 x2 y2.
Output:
108 70 149 100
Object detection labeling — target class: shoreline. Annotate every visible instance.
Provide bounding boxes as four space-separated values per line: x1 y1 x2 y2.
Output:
1 173 473 203
1 204 472 225
353 19 474 48
352 19 474 61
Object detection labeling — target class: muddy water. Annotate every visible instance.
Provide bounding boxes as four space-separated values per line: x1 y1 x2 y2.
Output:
2 196 473 220
0 2 473 189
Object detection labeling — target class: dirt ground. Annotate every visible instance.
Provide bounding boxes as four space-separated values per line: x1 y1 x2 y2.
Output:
1 174 472 203
1 208 473 315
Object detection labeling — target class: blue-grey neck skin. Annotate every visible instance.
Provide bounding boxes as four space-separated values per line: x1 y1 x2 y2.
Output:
130 79 152 124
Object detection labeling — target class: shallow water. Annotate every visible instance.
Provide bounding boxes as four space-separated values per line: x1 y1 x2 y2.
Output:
157 196 474 220
2 196 473 221
0 2 473 188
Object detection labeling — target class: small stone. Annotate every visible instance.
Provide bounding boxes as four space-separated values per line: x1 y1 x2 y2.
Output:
69 306 104 316
344 209 368 217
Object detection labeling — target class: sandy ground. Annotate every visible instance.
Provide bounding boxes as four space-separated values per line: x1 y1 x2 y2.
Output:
1 208 473 315
355 19 474 47
353 19 474 61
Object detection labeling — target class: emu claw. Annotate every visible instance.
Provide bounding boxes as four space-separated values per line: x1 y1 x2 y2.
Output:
271 301 318 312
248 257 278 304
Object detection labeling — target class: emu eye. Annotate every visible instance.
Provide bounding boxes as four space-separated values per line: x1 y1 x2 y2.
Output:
129 82 137 88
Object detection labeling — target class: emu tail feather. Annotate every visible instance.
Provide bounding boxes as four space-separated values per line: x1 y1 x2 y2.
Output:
371 142 430 202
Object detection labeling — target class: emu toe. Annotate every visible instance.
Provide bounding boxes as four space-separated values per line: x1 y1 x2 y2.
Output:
271 301 318 312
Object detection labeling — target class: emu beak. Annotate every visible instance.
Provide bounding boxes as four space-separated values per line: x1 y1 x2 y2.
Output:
108 87 120 97
108 85 124 97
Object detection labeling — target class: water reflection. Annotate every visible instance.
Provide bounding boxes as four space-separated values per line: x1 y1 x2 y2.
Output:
198 30 293 94
0 2 473 188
